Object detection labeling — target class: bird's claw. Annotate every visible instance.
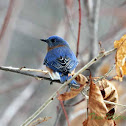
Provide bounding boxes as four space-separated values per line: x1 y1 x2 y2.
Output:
50 80 54 85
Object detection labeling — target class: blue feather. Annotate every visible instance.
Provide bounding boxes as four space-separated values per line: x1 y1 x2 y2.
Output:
44 46 78 74
41 35 79 88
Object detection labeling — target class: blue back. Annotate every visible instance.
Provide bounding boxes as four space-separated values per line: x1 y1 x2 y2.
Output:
44 46 78 74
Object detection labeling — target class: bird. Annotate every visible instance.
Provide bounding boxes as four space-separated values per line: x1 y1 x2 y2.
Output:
40 35 80 88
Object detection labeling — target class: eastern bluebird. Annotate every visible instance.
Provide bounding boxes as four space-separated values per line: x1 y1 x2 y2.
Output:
40 35 80 88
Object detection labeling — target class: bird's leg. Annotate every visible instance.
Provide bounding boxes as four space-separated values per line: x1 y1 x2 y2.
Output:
50 80 54 85
50 80 61 85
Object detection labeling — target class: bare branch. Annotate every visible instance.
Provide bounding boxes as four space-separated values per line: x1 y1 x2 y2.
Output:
28 117 52 126
81 92 126 108
113 108 126 120
19 67 49 74
58 92 70 126
64 98 85 107
93 0 101 56
0 0 24 66
76 0 82 57
82 63 116 95
20 48 116 126
65 0 77 41
0 66 60 83
85 0 101 59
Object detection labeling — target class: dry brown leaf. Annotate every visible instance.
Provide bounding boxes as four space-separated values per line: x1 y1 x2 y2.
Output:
96 79 118 111
83 79 116 126
75 74 88 85
114 34 126 81
58 74 88 101
70 80 119 126
58 85 85 101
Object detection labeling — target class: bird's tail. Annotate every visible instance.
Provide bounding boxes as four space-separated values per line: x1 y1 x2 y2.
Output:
59 74 80 88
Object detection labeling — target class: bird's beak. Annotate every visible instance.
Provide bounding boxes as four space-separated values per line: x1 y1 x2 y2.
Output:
40 39 47 43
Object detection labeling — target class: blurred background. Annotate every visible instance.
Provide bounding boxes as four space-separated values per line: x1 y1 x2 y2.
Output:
0 0 126 126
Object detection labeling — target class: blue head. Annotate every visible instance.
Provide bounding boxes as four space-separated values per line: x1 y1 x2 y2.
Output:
40 35 69 48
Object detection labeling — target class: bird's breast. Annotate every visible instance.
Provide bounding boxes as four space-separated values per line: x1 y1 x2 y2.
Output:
47 44 66 51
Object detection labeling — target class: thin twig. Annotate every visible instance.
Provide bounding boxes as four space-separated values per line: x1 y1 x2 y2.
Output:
113 108 126 120
82 63 116 95
81 93 126 108
0 66 60 83
0 0 14 40
65 0 77 41
54 86 69 126
103 100 126 107
20 48 116 126
54 107 62 126
0 0 15 68
1 66 48 74
64 98 85 107
58 92 70 126
20 83 67 126
19 67 49 74
0 0 24 66
93 0 101 57
94 64 116 83
76 0 81 57
87 0 101 59
28 117 52 126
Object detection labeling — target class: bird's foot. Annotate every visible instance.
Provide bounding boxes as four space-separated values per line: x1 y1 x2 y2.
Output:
50 80 54 85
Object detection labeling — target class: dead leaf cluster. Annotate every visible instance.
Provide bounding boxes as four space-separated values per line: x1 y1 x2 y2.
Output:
83 79 117 126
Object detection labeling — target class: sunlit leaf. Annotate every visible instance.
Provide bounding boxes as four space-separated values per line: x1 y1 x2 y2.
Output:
114 34 126 81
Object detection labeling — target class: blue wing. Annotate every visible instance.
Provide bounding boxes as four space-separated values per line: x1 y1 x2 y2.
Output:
44 46 78 75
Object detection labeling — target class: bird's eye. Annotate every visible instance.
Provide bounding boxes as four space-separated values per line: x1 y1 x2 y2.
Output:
51 39 56 43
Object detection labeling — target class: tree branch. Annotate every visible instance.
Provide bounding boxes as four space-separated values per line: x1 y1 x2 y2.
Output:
81 63 116 96
0 0 24 66
0 66 60 83
64 0 77 41
93 0 101 57
81 92 126 107
87 0 101 59
20 48 116 126
76 0 82 57
57 92 70 126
